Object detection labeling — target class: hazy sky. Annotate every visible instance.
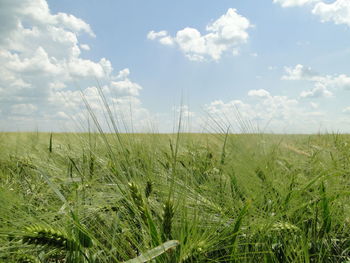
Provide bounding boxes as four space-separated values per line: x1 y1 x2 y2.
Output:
1 0 350 133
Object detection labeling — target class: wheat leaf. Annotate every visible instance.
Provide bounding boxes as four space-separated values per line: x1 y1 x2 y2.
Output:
124 240 179 263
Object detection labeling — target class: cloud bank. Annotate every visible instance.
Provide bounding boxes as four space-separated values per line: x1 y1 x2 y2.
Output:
282 64 350 98
0 0 153 132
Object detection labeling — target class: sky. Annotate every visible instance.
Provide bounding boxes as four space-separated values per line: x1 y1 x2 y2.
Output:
1 0 350 133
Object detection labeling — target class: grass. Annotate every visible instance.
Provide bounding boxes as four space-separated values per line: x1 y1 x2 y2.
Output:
0 131 350 262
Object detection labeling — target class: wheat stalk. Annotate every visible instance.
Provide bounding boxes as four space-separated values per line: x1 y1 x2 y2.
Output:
162 200 174 241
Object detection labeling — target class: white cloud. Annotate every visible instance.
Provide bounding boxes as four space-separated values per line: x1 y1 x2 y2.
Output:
67 57 113 78
275 0 350 28
147 30 168 40
110 69 143 96
343 107 350 114
273 0 320 8
300 82 333 98
147 30 174 46
55 12 95 37
80 44 90 51
329 74 350 90
11 104 38 115
282 64 319 81
116 68 130 79
49 82 66 91
207 94 299 122
56 111 70 120
282 64 350 99
204 90 339 133
248 89 271 98
312 0 350 27
148 8 251 61
7 47 62 75
159 36 174 46
0 0 153 132
0 0 94 53
205 91 324 133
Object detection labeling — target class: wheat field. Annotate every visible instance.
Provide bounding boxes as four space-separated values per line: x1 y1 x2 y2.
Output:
0 132 349 262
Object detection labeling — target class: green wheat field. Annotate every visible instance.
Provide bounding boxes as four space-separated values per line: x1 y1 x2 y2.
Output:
0 131 350 262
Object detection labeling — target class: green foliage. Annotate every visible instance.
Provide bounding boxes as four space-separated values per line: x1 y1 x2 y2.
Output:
0 132 350 262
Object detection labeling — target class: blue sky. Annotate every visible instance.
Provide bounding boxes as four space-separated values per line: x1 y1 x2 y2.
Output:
1 0 350 133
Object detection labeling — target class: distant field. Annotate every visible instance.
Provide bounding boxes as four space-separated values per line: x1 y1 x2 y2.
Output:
0 132 349 262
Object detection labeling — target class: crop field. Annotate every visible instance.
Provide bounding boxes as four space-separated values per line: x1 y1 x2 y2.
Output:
0 132 350 262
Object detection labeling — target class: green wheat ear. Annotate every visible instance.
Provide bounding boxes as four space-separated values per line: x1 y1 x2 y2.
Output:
271 222 300 232
162 200 174 241
22 225 77 250
16 254 41 263
128 182 146 221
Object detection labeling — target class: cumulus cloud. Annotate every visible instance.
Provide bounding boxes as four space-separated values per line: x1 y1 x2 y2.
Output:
110 69 143 97
214 94 299 120
55 12 95 37
0 0 152 132
275 0 350 28
282 64 319 81
148 8 251 61
206 92 309 133
204 90 333 133
312 0 350 27
147 30 167 40
300 83 333 98
282 64 350 99
147 30 174 46
248 89 271 98
328 74 350 90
